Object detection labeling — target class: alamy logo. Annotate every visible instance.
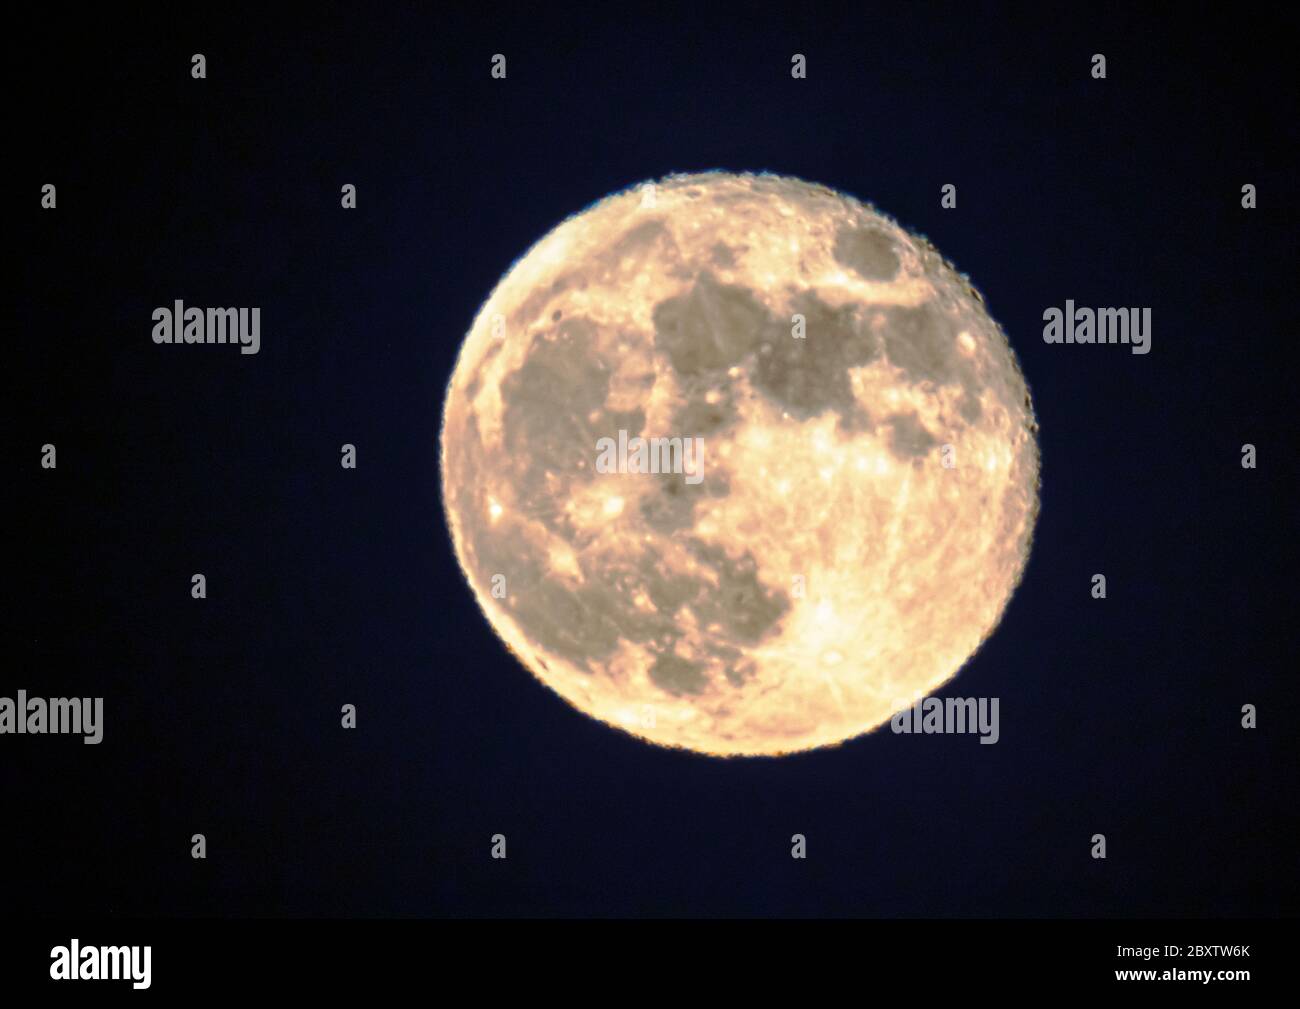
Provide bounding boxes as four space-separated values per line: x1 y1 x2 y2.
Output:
595 430 705 485
1042 300 1151 355
152 300 261 355
891 696 1000 744
50 940 151 989
0 691 103 744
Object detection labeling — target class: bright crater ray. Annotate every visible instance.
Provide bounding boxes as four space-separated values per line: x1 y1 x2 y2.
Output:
440 171 1039 756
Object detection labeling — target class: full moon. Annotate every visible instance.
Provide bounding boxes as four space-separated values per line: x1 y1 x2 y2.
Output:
440 172 1039 756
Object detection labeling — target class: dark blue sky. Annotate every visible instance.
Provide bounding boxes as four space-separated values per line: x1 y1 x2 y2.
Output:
12 4 1297 916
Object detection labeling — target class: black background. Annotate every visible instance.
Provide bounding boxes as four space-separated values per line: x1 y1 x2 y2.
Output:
10 3 1297 918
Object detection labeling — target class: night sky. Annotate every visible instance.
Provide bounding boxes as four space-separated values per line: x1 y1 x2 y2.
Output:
11 5 1297 918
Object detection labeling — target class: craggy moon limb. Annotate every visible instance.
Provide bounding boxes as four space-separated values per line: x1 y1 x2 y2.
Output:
440 171 1039 756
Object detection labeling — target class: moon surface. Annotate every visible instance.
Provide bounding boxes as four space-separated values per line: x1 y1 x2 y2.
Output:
440 171 1039 756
